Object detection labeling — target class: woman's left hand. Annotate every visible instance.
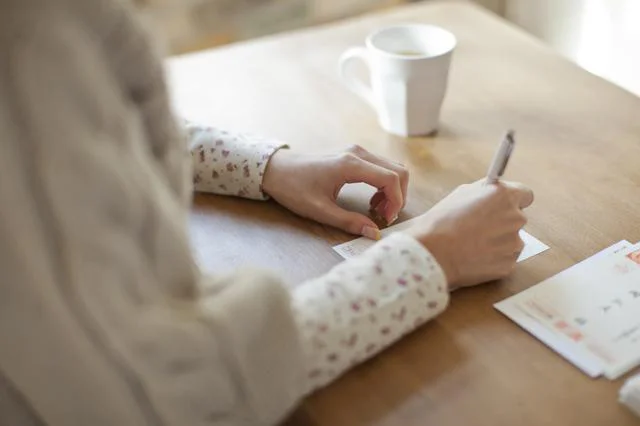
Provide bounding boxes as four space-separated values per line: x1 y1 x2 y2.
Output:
262 145 409 239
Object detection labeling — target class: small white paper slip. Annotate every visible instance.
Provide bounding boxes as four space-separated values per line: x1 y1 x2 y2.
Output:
332 216 549 261
495 240 640 379
518 229 551 262
332 217 418 259
620 372 640 418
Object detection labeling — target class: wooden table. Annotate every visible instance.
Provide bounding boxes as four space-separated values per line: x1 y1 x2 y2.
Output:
167 1 640 424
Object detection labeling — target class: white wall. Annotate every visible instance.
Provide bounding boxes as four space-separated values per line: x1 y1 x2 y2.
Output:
504 0 640 95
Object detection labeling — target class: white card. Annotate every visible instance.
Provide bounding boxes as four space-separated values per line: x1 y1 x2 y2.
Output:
495 241 629 378
332 216 549 262
495 240 640 379
518 229 551 262
332 217 417 259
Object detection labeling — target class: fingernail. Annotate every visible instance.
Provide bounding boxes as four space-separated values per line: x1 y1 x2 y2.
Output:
382 201 398 225
361 225 381 241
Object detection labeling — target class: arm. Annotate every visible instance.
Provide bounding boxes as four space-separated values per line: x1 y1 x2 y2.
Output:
185 120 287 200
0 9 304 426
292 233 448 394
0 87 445 426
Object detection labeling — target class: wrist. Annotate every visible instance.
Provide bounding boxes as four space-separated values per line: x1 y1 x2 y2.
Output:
404 227 458 290
261 146 290 197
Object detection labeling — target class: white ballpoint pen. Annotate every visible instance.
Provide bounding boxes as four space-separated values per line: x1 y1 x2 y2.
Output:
486 130 516 184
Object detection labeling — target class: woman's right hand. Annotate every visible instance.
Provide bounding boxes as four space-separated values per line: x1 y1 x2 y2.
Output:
404 180 534 290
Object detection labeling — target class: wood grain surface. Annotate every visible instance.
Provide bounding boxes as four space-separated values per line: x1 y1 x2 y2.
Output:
167 1 640 424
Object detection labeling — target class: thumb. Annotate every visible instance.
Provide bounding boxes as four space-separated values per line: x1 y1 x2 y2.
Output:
315 200 381 240
503 181 535 209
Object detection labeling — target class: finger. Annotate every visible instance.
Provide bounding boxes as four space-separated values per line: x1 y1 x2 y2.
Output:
498 260 518 279
369 191 390 223
347 145 409 208
339 153 404 224
369 190 385 208
501 181 534 209
311 198 381 239
512 236 525 261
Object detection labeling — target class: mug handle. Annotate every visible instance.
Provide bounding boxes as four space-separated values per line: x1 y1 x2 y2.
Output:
338 47 376 108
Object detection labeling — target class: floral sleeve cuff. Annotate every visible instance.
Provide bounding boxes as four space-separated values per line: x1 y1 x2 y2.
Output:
185 120 288 200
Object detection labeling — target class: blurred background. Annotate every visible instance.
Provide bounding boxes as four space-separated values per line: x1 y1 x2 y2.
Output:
138 0 640 96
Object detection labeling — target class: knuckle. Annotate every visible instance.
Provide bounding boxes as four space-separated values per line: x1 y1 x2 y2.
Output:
345 221 362 235
345 144 365 156
485 183 506 199
501 263 516 278
506 192 524 209
519 213 528 227
397 167 409 181
506 232 523 250
384 170 401 187
339 151 359 164
497 184 513 200
514 211 528 227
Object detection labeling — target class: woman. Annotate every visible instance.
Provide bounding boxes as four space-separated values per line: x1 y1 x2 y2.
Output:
0 0 533 424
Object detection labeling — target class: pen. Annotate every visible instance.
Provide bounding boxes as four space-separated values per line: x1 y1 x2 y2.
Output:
486 130 516 184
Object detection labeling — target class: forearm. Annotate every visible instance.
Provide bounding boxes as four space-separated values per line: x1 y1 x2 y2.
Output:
185 120 287 200
291 233 449 394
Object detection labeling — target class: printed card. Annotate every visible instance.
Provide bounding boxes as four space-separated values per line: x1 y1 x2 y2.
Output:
496 241 640 379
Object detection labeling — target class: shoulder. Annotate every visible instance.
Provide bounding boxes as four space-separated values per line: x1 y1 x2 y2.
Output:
0 1 92 71
0 0 144 58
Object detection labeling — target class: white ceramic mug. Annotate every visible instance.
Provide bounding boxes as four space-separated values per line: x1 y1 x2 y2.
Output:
339 24 456 137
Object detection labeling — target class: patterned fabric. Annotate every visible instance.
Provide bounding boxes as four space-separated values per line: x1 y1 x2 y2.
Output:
185 120 287 200
291 233 449 393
